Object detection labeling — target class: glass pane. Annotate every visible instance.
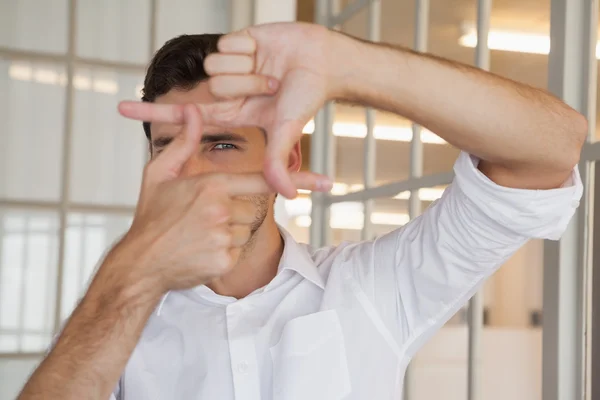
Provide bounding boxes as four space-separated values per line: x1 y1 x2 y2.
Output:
0 0 68 54
0 335 18 352
156 0 230 49
61 213 133 319
0 358 42 400
0 58 66 201
0 208 59 353
77 0 151 64
70 67 146 205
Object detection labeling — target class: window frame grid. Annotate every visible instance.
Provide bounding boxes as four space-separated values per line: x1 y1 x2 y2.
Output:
0 3 596 400
0 0 157 358
312 1 598 400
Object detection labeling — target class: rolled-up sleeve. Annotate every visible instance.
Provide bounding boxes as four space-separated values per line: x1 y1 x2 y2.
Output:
344 151 582 359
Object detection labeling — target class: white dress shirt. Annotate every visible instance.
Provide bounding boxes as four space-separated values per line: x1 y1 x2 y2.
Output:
109 152 582 400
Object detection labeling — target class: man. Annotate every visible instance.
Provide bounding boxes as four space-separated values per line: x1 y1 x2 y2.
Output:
20 22 584 400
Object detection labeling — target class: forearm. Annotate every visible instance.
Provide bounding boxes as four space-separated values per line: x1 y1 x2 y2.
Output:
329 32 587 185
19 250 161 400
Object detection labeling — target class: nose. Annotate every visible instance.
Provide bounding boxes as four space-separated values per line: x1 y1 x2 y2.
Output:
180 155 216 177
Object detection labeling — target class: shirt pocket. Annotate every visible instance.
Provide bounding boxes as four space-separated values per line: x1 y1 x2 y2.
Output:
269 310 352 400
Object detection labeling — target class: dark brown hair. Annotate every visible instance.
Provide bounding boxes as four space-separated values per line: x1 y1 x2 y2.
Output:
141 33 223 140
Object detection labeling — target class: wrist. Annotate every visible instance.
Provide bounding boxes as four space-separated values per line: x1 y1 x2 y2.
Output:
324 30 377 102
87 238 166 313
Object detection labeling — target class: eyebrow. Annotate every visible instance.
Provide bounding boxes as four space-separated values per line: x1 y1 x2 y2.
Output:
152 132 248 148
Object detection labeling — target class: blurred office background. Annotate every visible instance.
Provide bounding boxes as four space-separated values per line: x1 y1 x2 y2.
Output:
0 0 597 399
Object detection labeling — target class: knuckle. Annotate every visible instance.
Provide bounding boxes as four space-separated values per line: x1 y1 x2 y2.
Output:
208 76 227 96
207 229 232 247
239 55 254 73
213 250 232 270
203 203 230 223
203 54 219 74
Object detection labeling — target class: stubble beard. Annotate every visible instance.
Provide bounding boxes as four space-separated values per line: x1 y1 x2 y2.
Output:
238 194 270 258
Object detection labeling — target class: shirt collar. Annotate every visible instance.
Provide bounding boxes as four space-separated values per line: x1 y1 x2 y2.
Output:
274 225 325 290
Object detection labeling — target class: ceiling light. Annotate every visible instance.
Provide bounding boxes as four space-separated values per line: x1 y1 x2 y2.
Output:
302 120 446 144
459 26 600 58
34 69 60 85
9 64 32 81
93 79 119 94
73 75 92 90
8 62 131 95
293 184 446 201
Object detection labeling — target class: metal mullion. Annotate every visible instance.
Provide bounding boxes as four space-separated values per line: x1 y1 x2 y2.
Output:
0 200 135 215
329 0 371 27
0 47 146 73
310 0 334 248
74 57 146 73
361 0 380 241
144 0 159 168
543 0 597 399
581 141 600 162
41 217 56 343
0 200 61 210
581 1 598 398
328 171 454 204
77 217 87 295
68 202 135 215
592 164 600 400
52 0 77 336
16 216 30 352
0 327 49 335
404 2 430 399
149 0 158 57
0 209 4 329
0 47 68 64
467 1 491 400
0 352 44 359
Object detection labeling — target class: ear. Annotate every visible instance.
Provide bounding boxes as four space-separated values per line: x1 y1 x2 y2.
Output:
287 141 302 172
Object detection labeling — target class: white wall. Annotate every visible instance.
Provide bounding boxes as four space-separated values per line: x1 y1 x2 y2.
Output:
0 358 40 400
412 327 542 400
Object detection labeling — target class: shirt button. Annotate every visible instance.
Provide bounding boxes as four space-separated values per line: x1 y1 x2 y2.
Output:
236 361 249 374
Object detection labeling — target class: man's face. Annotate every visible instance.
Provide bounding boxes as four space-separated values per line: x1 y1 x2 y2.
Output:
150 82 272 239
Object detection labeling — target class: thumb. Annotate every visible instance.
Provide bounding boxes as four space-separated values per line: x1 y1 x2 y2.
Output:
145 104 203 183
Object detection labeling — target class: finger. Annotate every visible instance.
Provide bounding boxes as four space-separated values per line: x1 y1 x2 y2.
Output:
230 199 256 224
209 75 279 99
147 104 202 181
119 101 237 128
204 54 255 75
119 101 184 125
264 120 308 199
218 33 256 54
287 171 334 193
230 224 252 247
213 172 332 196
206 227 233 248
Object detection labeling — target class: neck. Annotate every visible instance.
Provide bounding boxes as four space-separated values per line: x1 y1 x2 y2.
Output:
207 219 283 299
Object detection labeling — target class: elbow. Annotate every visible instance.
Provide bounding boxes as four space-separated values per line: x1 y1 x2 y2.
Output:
559 110 587 171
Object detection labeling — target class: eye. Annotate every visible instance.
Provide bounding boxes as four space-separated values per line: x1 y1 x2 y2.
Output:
213 143 237 150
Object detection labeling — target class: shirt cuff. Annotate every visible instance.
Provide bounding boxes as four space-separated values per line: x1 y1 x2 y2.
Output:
452 152 583 240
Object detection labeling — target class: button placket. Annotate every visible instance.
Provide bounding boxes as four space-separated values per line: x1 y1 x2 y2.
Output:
226 302 261 400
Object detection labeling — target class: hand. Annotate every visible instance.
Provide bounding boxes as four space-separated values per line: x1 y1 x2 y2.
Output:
119 22 345 198
111 104 321 296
